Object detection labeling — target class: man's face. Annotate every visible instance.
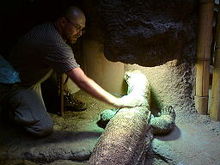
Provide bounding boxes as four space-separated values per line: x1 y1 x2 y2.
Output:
63 16 86 45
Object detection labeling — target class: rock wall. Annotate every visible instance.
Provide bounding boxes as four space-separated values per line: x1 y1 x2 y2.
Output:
83 0 198 67
125 63 196 116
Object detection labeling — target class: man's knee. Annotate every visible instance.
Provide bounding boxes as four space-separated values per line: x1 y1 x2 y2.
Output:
8 87 54 137
25 119 54 137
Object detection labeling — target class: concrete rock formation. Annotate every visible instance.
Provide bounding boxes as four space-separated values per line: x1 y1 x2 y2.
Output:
85 0 198 66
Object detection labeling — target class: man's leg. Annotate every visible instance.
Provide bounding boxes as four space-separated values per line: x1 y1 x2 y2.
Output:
8 85 53 137
0 84 13 122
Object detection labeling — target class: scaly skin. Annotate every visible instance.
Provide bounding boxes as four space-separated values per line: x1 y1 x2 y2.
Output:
97 71 176 135
150 106 176 135
98 106 176 136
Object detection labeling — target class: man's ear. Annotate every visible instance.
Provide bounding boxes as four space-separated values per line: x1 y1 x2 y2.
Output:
57 17 67 26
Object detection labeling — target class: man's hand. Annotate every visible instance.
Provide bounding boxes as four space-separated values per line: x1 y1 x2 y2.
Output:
114 95 148 108
67 68 148 109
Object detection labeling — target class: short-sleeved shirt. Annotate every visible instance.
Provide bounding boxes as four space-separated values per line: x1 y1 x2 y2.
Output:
9 23 79 87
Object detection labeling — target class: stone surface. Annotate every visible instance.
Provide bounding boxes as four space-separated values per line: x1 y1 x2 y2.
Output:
1 91 220 165
151 112 220 165
83 0 198 67
0 124 100 164
0 91 109 164
47 160 88 165
125 63 195 117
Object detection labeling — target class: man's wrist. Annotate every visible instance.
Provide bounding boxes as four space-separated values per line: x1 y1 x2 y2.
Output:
111 97 123 108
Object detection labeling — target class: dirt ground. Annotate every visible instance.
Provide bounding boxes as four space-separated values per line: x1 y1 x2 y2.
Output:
0 90 220 165
0 91 112 165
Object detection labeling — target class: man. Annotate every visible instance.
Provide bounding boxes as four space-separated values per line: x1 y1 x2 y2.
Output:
0 6 141 137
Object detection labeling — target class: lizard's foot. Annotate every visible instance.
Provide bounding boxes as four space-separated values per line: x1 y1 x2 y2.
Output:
159 105 176 120
150 106 176 135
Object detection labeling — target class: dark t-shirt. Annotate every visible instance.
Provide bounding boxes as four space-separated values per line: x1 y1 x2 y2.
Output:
9 23 79 87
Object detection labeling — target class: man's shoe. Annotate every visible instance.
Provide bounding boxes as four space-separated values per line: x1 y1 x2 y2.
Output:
64 93 87 111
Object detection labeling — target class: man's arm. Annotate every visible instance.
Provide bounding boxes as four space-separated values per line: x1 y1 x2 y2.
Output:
66 67 122 107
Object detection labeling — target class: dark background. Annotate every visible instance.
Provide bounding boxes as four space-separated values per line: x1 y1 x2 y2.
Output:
0 0 84 58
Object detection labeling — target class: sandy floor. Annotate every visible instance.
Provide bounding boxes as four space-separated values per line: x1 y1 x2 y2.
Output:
0 90 220 165
0 91 112 165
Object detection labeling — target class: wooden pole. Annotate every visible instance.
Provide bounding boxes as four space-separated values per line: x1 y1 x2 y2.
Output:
210 8 220 121
195 0 214 115
59 74 65 116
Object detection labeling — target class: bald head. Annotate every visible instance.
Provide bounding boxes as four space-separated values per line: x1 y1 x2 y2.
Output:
55 6 86 45
63 6 86 27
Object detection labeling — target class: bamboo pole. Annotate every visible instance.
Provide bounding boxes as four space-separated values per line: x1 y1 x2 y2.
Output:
59 74 65 116
210 8 220 121
195 0 214 115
